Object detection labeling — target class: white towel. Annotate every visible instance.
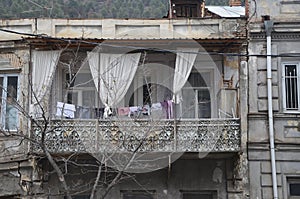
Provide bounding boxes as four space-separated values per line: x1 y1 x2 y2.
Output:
151 102 162 110
56 102 76 118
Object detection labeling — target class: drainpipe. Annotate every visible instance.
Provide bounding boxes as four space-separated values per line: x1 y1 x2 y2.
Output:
264 19 278 199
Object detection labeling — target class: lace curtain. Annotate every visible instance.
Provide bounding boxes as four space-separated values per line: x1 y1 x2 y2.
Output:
173 48 198 103
30 50 61 118
87 52 141 110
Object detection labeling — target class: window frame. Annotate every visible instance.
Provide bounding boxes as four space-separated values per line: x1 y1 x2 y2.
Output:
282 62 300 113
0 73 19 130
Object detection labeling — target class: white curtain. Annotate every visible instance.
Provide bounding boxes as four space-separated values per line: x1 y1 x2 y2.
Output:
88 52 141 109
30 50 61 117
173 48 198 103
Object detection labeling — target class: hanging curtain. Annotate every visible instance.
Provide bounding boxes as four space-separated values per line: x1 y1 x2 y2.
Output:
173 48 198 103
87 52 141 115
30 50 61 118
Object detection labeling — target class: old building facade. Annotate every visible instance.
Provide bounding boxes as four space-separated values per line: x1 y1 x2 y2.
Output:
248 0 300 198
0 0 250 198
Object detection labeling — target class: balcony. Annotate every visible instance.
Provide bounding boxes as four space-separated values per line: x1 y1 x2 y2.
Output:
31 119 240 154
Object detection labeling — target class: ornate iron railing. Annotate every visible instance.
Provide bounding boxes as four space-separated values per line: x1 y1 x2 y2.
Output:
31 119 240 153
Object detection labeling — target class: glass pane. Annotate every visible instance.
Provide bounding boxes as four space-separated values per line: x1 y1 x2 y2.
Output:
82 90 95 107
186 73 209 88
290 183 300 196
182 88 211 119
67 91 78 105
182 88 196 118
198 89 211 118
71 73 95 88
5 76 18 130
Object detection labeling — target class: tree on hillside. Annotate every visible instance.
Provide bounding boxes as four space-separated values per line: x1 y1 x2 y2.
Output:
0 0 246 19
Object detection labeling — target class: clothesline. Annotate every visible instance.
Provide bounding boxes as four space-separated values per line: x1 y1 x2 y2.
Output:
117 100 173 119
56 100 174 119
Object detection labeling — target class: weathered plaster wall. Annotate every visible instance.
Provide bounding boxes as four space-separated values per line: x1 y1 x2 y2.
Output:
44 158 240 199
248 0 300 22
248 1 300 198
0 43 33 198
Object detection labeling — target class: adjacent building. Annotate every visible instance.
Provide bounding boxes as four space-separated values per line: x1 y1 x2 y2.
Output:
248 0 300 198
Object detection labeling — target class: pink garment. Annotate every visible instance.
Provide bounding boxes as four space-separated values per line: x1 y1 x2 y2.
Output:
160 101 168 119
118 107 130 116
160 101 173 119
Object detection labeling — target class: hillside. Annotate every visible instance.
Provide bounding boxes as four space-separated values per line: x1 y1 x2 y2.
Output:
0 0 243 19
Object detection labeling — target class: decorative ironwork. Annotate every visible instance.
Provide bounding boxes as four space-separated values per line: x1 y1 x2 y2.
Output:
31 119 240 153
32 120 97 153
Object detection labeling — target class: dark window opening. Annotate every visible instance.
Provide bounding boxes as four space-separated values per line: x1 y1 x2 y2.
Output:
290 183 300 196
174 4 199 17
284 64 299 110
181 191 217 199
122 190 155 199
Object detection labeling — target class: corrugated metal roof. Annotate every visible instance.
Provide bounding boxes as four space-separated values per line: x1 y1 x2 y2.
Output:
206 6 245 18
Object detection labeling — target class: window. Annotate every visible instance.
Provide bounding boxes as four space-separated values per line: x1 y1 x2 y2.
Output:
282 63 300 111
182 71 212 118
122 190 155 199
66 72 97 107
64 71 98 119
181 191 217 199
0 74 19 130
175 4 198 17
287 178 300 198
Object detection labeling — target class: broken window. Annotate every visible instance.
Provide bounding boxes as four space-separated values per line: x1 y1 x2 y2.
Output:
282 63 300 111
0 74 19 130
